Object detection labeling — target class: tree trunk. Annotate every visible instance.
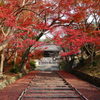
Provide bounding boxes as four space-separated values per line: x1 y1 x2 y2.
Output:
19 32 44 73
0 50 5 76
91 54 94 66
61 47 68 63
14 51 17 67
19 46 31 72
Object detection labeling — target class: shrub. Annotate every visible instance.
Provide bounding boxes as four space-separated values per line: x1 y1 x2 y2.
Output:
92 61 97 66
59 60 71 71
10 64 19 73
77 57 85 67
30 61 36 70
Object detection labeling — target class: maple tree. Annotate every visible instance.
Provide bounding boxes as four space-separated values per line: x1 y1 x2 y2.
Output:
0 0 100 75
0 0 42 74
52 0 100 66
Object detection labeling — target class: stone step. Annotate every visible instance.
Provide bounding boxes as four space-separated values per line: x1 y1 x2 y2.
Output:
30 83 66 85
32 81 64 82
31 81 65 83
32 80 64 82
29 85 68 87
26 89 74 93
21 98 81 100
22 95 80 98
29 85 67 87
24 92 79 97
28 87 72 90
33 77 62 78
26 91 76 94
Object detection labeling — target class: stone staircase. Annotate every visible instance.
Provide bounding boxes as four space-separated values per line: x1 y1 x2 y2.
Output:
18 71 86 100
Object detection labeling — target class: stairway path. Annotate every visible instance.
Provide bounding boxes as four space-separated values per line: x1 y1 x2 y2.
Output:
18 71 86 100
0 71 100 100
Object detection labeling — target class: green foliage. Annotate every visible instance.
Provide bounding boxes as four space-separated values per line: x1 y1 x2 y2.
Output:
77 57 85 67
92 61 97 66
11 61 14 65
59 60 67 70
59 60 71 71
10 64 19 73
75 54 100 78
30 60 36 70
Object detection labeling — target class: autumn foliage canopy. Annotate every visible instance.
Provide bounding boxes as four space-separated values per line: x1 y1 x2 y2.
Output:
0 0 100 73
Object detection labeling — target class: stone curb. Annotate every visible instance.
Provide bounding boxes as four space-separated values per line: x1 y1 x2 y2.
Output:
0 73 23 89
71 70 100 87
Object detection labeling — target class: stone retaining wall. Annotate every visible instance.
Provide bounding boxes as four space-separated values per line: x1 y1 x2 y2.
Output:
71 70 100 87
0 73 23 89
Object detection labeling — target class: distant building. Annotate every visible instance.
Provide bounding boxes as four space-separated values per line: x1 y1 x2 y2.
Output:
35 44 61 71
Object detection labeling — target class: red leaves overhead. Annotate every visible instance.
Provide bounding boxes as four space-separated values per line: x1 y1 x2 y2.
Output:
34 23 50 30
4 15 16 27
0 0 99 63
60 50 79 56
53 27 100 56
20 17 33 27
72 12 86 22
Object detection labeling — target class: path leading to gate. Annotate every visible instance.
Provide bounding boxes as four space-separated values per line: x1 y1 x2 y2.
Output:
0 71 100 100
